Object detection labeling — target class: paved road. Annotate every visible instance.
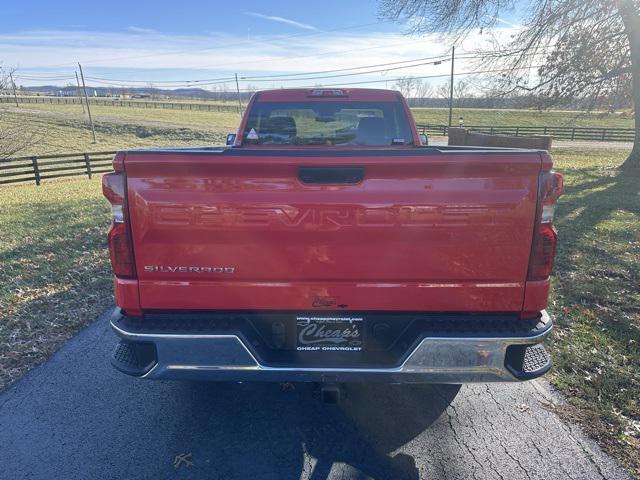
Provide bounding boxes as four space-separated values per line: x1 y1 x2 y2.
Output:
0 309 632 480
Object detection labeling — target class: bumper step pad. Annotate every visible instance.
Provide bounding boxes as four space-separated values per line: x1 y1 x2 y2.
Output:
111 340 157 376
505 343 552 380
523 344 551 373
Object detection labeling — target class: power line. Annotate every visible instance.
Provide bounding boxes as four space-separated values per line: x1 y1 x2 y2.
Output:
241 58 456 83
82 51 470 87
233 65 543 91
84 53 457 86
14 74 76 80
15 45 554 87
13 48 548 91
26 60 540 91
87 53 454 84
239 53 455 80
84 74 235 85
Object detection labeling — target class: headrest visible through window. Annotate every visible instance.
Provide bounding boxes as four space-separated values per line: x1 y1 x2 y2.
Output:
356 117 387 145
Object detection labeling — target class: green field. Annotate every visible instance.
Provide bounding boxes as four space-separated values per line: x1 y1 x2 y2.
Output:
549 148 639 472
0 177 111 388
0 103 634 158
15 102 242 130
411 107 635 128
0 105 236 156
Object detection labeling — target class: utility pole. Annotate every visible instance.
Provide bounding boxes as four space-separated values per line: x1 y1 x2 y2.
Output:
448 46 455 128
75 71 85 113
9 72 18 107
234 73 243 118
78 63 96 143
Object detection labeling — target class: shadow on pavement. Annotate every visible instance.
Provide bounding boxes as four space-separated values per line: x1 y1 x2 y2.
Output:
169 381 460 479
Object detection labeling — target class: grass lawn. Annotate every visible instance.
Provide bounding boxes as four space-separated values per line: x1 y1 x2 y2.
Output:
16 103 242 130
0 177 111 388
548 147 640 474
0 144 638 474
0 106 234 156
411 107 635 128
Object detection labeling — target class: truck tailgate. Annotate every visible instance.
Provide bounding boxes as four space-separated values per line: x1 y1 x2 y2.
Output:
124 149 541 312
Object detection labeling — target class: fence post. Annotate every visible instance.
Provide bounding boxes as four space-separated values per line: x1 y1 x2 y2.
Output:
571 128 576 140
84 153 92 179
515 126 519 136
602 128 606 141
31 156 41 186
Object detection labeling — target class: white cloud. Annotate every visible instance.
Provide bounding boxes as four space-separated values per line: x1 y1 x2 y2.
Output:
495 17 519 28
245 12 319 31
127 26 157 34
3 27 524 90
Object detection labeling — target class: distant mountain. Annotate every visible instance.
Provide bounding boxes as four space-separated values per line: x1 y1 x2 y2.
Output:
21 85 245 101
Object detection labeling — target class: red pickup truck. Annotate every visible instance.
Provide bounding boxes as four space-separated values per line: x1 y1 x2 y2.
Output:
103 88 563 388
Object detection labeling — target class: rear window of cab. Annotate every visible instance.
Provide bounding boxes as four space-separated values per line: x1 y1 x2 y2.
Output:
242 101 414 146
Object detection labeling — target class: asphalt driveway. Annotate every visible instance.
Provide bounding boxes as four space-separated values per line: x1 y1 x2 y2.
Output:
0 308 632 480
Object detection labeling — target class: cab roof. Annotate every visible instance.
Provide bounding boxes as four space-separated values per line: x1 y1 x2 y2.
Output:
254 88 403 102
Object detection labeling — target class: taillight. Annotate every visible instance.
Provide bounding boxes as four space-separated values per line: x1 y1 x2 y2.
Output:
107 223 136 277
527 171 563 281
528 223 557 280
102 163 136 279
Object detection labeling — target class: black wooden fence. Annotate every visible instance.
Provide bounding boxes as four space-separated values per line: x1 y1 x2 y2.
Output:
0 151 117 186
417 124 635 142
0 96 239 113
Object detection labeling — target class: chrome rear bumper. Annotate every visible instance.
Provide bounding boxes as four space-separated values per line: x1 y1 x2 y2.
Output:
109 309 553 383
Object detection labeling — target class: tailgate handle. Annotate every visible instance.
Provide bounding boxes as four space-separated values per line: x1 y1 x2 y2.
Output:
297 166 364 184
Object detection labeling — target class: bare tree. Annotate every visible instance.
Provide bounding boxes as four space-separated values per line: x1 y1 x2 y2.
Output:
378 0 640 170
244 84 259 101
414 79 433 99
393 76 417 98
435 81 451 108
0 66 34 159
435 79 469 108
454 79 470 107
393 76 434 105
146 82 155 100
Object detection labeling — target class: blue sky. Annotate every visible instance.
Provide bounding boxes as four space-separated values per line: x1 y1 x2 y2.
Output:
2 0 523 90
1 0 391 36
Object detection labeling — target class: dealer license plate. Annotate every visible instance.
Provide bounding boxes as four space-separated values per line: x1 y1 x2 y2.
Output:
296 316 364 352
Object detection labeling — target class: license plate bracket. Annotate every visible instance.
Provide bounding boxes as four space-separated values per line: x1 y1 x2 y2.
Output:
295 316 364 352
